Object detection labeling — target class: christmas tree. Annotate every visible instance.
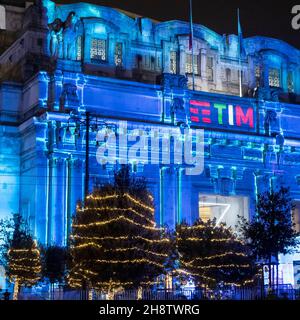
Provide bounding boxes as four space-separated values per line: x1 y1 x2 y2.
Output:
5 214 41 300
68 166 171 293
239 186 299 290
176 219 258 289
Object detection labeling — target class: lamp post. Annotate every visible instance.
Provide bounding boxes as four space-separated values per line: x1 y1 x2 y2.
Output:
66 111 116 202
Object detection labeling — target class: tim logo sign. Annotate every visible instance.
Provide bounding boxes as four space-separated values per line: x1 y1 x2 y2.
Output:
189 99 256 132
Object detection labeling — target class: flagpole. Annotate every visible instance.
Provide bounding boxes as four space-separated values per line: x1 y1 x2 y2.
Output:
189 0 195 91
238 8 243 97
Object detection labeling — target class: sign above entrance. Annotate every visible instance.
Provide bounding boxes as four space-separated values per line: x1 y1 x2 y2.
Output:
189 99 256 133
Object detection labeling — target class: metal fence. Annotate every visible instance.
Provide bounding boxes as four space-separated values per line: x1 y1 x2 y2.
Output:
12 285 300 301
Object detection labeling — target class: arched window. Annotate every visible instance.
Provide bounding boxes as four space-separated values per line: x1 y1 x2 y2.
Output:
0 5 6 30
269 68 280 87
170 51 177 74
288 71 294 93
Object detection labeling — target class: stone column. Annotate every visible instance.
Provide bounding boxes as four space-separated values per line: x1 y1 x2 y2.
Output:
294 66 300 94
46 156 54 246
200 48 207 79
175 166 189 225
47 156 67 246
35 150 49 245
262 59 270 91
281 62 288 92
84 30 92 64
179 44 185 75
66 158 84 244
54 157 67 246
160 166 176 229
179 169 193 225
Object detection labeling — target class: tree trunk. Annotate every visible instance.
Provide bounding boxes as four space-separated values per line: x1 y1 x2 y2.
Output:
13 278 19 300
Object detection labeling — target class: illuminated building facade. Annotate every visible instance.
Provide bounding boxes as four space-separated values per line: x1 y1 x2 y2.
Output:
0 0 300 287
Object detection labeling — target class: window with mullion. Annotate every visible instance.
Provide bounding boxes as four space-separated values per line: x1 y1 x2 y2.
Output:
185 53 200 75
170 51 177 74
207 56 214 81
269 68 280 87
91 38 107 62
114 42 123 67
288 71 294 93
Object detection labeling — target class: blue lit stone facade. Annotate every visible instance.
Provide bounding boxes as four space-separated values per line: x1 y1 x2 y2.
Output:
1 0 300 286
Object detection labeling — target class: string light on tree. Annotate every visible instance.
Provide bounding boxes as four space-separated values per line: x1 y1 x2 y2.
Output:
68 166 172 294
176 219 259 289
5 215 42 300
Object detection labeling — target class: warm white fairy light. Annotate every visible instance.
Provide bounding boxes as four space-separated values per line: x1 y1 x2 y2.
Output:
94 258 164 268
69 188 168 291
184 252 247 263
71 235 170 243
82 206 155 225
85 193 154 213
71 242 168 258
73 216 163 231
177 237 243 243
181 261 251 270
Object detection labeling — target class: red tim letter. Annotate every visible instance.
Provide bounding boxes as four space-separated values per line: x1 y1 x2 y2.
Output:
235 106 254 128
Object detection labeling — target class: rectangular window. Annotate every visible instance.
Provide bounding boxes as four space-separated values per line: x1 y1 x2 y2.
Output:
269 68 280 87
199 194 249 229
241 70 244 83
170 51 177 74
185 54 200 75
150 56 155 70
76 36 82 61
91 38 107 62
288 71 294 93
114 42 123 67
207 56 214 81
225 68 231 82
144 55 150 68
156 55 161 70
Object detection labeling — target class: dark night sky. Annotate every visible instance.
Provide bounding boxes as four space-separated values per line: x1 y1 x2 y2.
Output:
54 0 300 49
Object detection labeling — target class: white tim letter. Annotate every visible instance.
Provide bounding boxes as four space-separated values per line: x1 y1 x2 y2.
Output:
184 128 204 176
291 5 300 30
96 128 117 165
